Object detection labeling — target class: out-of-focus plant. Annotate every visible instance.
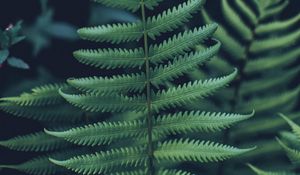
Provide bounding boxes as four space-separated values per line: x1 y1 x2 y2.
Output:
89 4 138 25
249 114 300 175
188 0 300 174
0 21 29 69
24 0 78 56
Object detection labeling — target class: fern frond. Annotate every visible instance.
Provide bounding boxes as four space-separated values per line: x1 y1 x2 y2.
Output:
150 24 218 64
59 89 146 112
244 48 300 74
247 164 293 175
150 41 221 87
78 23 143 44
234 0 257 25
152 69 237 111
45 120 147 146
241 66 300 95
239 87 300 113
250 30 300 54
200 10 246 59
255 13 300 35
153 110 254 134
73 48 145 69
280 114 300 139
259 0 289 20
277 138 300 165
0 83 68 106
46 110 253 147
92 0 163 12
67 73 146 95
155 139 254 163
0 131 69 152
146 0 205 39
221 0 253 41
0 102 85 122
0 151 71 175
157 169 194 175
49 146 147 175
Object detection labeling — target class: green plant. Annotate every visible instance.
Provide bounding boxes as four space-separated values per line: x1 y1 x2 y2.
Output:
0 21 29 69
0 0 256 174
249 114 300 175
189 0 300 173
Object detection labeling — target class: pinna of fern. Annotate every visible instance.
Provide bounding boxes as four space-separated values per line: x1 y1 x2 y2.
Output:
248 114 300 175
0 0 255 175
188 0 300 171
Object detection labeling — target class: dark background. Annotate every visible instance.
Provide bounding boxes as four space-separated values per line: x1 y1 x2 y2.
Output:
0 0 299 174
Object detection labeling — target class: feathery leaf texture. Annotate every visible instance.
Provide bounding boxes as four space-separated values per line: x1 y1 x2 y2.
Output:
92 0 163 12
146 0 205 39
152 69 237 111
73 48 145 69
67 73 146 95
0 131 70 152
49 146 148 174
150 24 218 64
0 83 68 106
0 0 255 174
45 111 254 147
155 139 255 163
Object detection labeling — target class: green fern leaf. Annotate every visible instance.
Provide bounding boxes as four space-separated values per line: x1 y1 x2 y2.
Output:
59 89 146 112
221 0 253 41
0 131 70 152
234 0 257 25
45 110 253 147
259 0 289 20
239 86 300 113
247 164 293 175
78 23 143 44
280 114 300 140
157 169 194 175
255 13 300 35
244 48 300 74
150 41 221 87
277 138 300 165
45 120 147 146
67 73 146 95
153 110 255 134
150 24 218 64
152 69 237 111
250 29 300 54
146 0 205 39
0 151 75 175
49 146 147 175
200 10 246 59
73 48 145 69
0 101 85 122
92 0 163 12
241 66 300 95
0 83 68 106
155 139 254 163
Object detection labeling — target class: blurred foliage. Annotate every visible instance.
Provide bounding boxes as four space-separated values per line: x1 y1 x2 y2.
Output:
0 21 28 69
23 0 78 56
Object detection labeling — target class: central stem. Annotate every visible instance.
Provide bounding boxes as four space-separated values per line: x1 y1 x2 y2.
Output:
141 1 155 175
